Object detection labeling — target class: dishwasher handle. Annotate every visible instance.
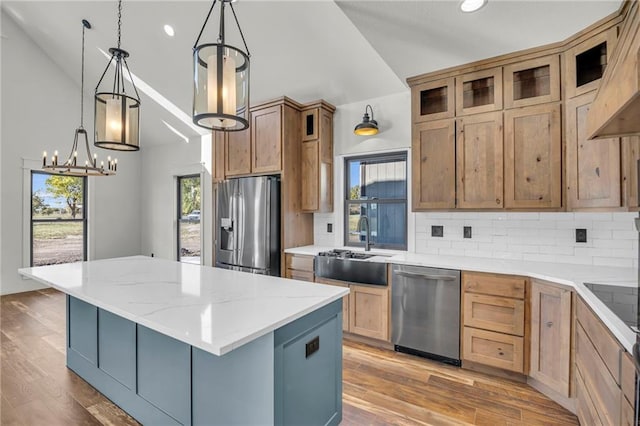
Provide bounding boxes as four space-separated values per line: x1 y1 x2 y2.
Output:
395 270 458 281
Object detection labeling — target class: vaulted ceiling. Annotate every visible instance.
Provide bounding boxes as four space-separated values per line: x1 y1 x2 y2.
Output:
2 1 621 147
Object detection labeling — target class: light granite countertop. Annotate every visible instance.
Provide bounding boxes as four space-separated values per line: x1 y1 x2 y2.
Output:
18 256 348 356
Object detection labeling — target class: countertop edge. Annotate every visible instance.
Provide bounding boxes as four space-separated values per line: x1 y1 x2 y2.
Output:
18 266 349 357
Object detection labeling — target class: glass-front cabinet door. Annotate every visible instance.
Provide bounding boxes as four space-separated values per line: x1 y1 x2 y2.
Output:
504 55 561 109
455 67 503 116
411 77 455 123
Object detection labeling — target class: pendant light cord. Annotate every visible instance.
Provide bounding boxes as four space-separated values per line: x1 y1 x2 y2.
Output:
80 22 86 127
193 0 217 49
192 0 250 57
117 0 122 49
229 4 250 57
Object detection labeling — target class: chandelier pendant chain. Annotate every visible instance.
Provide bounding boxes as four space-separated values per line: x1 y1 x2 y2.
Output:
117 0 122 50
80 23 86 128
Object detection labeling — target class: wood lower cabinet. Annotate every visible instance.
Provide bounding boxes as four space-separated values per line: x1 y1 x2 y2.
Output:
349 284 389 341
575 296 634 426
251 105 282 174
565 91 622 210
461 272 527 374
504 103 562 209
463 327 524 373
529 279 572 398
456 112 504 209
412 119 456 210
284 254 314 282
315 277 350 333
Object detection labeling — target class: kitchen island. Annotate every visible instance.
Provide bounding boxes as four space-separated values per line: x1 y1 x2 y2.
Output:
18 256 348 426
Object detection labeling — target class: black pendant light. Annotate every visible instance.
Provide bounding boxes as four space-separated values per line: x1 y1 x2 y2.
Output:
354 105 379 136
42 20 117 176
193 0 250 132
94 0 141 151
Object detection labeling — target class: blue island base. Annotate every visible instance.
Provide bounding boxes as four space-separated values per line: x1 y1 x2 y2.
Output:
66 296 343 425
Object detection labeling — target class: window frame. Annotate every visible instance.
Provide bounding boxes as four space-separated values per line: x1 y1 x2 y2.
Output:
343 151 408 251
30 170 88 267
176 173 202 263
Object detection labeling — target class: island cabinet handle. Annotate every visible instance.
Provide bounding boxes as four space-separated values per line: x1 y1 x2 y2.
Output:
305 336 320 358
546 321 554 328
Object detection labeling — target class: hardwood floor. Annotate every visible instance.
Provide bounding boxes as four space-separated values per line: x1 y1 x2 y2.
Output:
1 289 578 425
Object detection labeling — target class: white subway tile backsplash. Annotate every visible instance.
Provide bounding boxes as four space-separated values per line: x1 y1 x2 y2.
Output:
314 211 637 268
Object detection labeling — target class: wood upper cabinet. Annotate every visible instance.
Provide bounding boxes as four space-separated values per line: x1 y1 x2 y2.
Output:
504 55 560 109
212 131 226 183
529 279 572 398
412 77 455 122
349 284 389 341
565 91 622 210
456 67 503 116
564 27 617 99
251 105 282 174
225 128 251 177
301 104 334 213
412 119 456 210
504 103 562 209
456 112 504 209
622 136 640 210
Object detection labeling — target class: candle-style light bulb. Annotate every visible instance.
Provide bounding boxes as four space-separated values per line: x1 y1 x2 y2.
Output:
43 151 47 167
114 158 118 171
100 161 104 169
73 151 78 166
93 153 97 168
54 150 58 165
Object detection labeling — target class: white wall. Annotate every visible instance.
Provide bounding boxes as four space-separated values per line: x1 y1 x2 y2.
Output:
1 12 142 295
314 91 638 268
139 137 204 262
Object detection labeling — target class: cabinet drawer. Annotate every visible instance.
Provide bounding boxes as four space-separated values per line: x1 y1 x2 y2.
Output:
285 254 314 273
462 327 524 373
462 272 526 299
621 351 637 405
576 297 622 384
288 270 314 282
576 367 604 426
575 322 621 425
463 294 524 336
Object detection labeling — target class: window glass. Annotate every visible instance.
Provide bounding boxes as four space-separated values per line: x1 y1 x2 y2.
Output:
31 172 86 266
345 153 407 250
177 175 201 264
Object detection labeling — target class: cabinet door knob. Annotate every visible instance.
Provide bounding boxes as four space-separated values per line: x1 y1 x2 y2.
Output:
546 321 553 327
496 198 501 204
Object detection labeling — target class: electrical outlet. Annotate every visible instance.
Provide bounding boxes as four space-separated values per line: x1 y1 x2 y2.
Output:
576 229 587 243
464 226 472 239
431 225 444 237
327 223 333 233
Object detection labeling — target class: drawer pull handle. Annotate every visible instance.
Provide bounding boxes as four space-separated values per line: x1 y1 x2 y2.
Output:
546 321 553 327
498 352 504 356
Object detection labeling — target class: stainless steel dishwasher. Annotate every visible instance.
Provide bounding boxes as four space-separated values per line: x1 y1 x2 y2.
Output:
391 264 461 366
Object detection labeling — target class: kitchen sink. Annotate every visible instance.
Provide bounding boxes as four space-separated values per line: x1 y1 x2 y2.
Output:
314 250 388 286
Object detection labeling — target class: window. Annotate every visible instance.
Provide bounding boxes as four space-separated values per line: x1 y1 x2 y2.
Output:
345 152 407 250
177 174 201 264
31 171 87 266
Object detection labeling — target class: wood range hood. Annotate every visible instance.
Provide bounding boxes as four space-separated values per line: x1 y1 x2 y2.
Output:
588 0 640 139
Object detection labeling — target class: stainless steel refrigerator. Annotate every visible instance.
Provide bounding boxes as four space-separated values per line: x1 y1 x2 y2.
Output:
215 176 280 275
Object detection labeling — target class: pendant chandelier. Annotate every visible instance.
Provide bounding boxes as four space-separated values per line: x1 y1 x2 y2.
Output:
42 20 116 176
94 0 141 151
193 0 250 131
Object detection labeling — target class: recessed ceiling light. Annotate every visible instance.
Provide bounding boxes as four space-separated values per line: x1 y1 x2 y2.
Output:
460 0 487 13
164 24 175 37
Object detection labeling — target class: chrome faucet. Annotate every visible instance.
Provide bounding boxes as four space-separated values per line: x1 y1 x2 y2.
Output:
357 215 373 251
